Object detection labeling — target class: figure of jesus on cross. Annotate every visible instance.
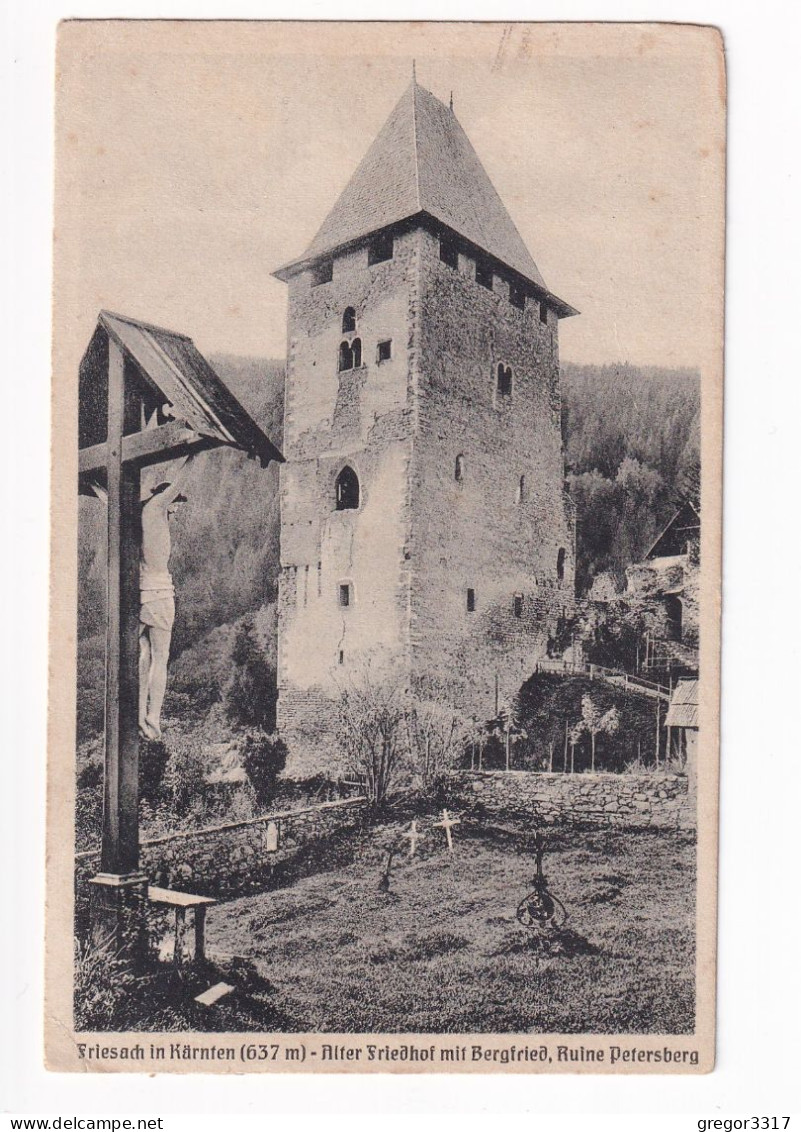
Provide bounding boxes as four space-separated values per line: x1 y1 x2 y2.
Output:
91 412 196 742
137 450 195 740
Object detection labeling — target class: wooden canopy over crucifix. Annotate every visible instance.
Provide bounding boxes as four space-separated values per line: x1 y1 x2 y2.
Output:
79 311 283 888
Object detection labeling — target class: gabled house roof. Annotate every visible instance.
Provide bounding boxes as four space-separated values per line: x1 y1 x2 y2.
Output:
79 311 284 468
645 501 701 561
274 81 576 317
665 679 699 729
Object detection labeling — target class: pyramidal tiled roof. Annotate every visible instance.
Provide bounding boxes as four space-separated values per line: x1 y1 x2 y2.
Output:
275 81 554 294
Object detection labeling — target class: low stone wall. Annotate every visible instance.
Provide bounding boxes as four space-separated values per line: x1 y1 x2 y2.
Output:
448 770 694 831
75 797 367 923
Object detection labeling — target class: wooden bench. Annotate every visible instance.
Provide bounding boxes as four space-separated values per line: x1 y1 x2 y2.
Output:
147 886 216 964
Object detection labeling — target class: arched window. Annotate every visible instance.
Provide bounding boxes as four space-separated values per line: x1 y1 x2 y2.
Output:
557 547 566 581
342 307 357 334
338 340 353 372
455 454 465 482
338 338 362 371
497 364 513 398
335 465 360 511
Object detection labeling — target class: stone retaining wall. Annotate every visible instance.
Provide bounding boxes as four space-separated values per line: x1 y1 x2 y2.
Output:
448 770 694 831
75 797 367 926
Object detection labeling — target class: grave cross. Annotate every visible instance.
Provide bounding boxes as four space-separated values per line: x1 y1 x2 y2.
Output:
402 820 424 858
433 809 461 853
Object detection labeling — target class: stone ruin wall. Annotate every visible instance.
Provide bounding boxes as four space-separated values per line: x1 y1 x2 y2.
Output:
408 227 576 719
277 233 420 773
75 797 367 931
449 770 695 831
276 225 577 772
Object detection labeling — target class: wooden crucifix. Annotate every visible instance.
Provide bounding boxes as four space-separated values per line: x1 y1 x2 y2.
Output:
79 311 283 949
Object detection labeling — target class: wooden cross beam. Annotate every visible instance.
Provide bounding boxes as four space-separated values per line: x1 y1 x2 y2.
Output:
101 338 142 877
78 421 223 486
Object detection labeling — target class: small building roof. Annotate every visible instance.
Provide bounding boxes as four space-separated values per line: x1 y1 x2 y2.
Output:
274 81 576 317
665 679 699 729
79 311 284 468
646 501 700 561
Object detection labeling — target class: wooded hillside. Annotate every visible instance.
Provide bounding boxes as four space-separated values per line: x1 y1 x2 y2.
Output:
78 355 285 657
76 356 699 735
561 362 700 593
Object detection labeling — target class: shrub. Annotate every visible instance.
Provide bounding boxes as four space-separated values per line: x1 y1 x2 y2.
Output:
223 618 278 731
76 634 106 741
241 731 288 808
73 936 137 1031
139 739 169 803
403 695 474 794
162 740 207 816
77 759 103 792
337 677 409 809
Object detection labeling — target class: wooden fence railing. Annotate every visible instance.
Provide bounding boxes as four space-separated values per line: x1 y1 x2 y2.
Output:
533 659 670 701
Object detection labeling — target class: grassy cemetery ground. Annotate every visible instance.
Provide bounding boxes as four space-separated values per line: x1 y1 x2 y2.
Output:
193 818 695 1034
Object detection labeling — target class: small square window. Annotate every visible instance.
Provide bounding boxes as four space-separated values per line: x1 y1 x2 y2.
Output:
466 588 476 613
539 300 549 324
377 339 392 363
514 595 523 619
476 259 494 290
440 236 459 269
312 259 333 286
368 231 394 265
339 583 351 608
510 281 526 310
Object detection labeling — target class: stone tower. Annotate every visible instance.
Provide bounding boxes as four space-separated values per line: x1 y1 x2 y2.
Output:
273 80 577 773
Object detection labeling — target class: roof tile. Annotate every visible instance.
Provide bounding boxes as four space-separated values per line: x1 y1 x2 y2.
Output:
277 82 555 293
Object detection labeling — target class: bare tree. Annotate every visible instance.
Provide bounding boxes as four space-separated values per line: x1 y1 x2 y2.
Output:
337 674 409 808
403 696 473 792
568 722 582 773
574 694 620 772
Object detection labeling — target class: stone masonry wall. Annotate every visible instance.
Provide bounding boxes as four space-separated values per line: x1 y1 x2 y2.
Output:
75 798 367 926
277 231 420 773
449 770 694 831
277 222 578 769
409 227 576 718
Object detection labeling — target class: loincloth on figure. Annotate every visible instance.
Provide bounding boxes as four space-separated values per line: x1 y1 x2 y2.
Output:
140 593 175 631
140 570 175 632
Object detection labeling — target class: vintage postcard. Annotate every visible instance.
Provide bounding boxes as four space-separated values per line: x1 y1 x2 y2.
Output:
47 20 724 1073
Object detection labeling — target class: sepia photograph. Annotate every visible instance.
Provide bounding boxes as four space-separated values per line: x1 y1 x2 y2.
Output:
46 19 724 1072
